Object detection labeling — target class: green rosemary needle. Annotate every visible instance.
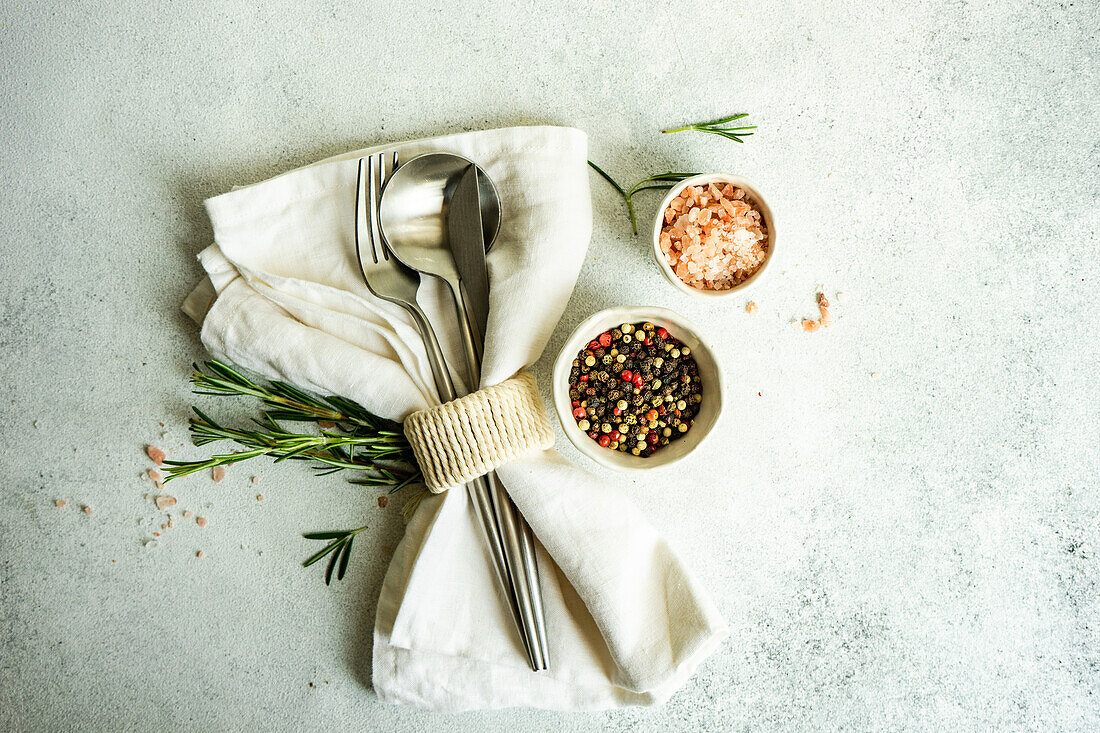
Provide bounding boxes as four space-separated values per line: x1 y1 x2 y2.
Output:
662 113 756 142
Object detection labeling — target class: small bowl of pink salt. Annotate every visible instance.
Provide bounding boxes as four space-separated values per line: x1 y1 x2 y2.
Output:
653 174 775 297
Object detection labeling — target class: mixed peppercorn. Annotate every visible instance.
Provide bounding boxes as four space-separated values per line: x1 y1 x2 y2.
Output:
567 321 702 457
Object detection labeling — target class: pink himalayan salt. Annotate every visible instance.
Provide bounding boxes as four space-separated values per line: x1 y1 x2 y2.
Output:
659 183 768 291
145 445 166 466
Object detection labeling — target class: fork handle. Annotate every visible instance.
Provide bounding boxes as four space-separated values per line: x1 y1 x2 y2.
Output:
408 304 458 402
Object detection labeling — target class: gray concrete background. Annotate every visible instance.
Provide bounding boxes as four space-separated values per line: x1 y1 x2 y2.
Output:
1 0 1097 730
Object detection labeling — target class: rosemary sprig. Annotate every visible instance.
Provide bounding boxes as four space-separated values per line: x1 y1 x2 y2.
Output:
662 113 756 142
303 527 366 584
170 361 426 585
163 408 417 488
163 362 419 490
588 163 699 234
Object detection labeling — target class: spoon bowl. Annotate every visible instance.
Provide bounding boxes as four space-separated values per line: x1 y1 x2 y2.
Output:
379 152 501 278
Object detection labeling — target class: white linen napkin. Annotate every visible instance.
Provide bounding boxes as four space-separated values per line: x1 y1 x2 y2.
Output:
182 126 727 711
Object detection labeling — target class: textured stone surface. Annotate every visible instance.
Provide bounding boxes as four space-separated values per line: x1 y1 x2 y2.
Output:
1 0 1097 729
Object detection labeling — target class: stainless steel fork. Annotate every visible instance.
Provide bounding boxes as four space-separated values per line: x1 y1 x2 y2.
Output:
354 153 534 664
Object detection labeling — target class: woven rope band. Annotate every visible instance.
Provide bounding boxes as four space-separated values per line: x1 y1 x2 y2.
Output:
403 371 555 493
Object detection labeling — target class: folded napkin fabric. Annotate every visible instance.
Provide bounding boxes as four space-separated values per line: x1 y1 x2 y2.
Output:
183 126 727 711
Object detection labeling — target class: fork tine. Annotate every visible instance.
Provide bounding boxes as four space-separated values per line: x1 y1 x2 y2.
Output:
367 154 388 263
354 157 377 267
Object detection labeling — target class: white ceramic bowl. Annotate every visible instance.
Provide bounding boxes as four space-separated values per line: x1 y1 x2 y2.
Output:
651 173 776 298
551 306 723 472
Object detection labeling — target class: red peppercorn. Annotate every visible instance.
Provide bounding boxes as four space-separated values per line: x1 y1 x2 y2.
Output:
572 407 586 419
580 374 589 381
610 430 621 441
612 407 621 416
645 409 658 422
588 340 599 350
644 338 652 346
621 370 633 381
598 332 612 348
656 327 668 339
571 400 580 408
646 432 659 445
588 431 598 440
633 375 645 388
658 405 666 415
598 434 611 448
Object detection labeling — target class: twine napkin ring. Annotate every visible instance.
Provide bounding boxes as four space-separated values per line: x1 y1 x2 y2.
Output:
403 371 554 493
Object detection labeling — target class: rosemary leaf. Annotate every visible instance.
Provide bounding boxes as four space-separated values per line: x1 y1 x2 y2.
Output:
337 537 353 581
325 544 341 585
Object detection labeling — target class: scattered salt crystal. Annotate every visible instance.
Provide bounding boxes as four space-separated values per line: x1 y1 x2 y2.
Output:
54 499 66 508
183 510 193 519
196 516 207 527
250 476 260 485
256 495 264 502
745 301 759 315
82 505 93 515
145 445 166 466
871 372 881 379
802 319 820 333
167 515 175 529
835 291 846 302
144 539 158 549
196 550 204 559
378 495 389 508
211 466 226 483
154 495 177 510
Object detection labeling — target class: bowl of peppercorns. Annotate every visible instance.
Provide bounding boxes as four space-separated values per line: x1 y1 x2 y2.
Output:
551 306 723 471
